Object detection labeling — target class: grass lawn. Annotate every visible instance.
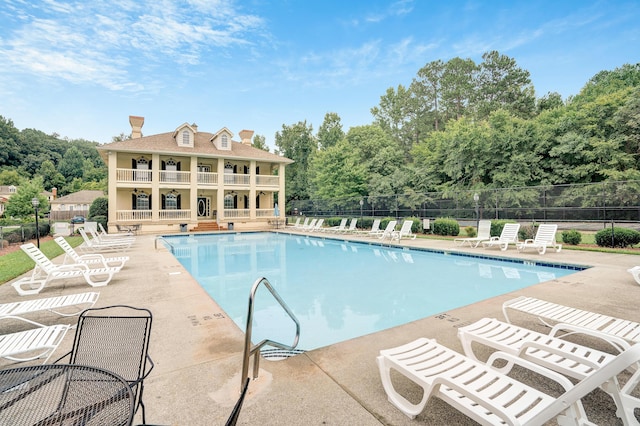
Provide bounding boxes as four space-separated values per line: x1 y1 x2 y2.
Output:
0 236 85 285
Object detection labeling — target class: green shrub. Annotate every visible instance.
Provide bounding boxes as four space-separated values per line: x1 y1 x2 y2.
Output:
595 227 640 248
403 217 423 234
432 217 459 236
518 225 537 241
90 215 108 231
464 226 476 238
89 197 108 218
490 220 517 237
561 230 582 245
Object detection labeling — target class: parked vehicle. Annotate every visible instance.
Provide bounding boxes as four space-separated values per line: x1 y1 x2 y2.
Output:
70 216 85 224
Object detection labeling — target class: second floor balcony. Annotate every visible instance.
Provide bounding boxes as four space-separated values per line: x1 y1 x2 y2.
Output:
116 168 280 188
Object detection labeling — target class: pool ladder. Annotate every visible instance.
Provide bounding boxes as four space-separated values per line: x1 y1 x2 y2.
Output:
241 277 300 389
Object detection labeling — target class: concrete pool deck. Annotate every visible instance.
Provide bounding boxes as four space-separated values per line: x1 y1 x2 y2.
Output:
2 230 640 425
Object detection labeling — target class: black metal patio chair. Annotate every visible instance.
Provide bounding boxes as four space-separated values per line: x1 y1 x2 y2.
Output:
56 305 154 424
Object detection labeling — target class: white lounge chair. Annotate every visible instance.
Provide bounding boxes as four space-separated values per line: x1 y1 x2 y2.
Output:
354 219 380 236
376 220 397 240
0 317 70 364
78 228 132 252
377 337 640 425
0 292 99 318
88 227 135 244
503 296 640 345
391 220 416 241
324 218 347 233
481 223 520 251
627 266 640 285
458 317 637 424
99 222 134 238
454 219 491 248
301 218 317 231
293 217 309 229
517 224 562 254
289 217 301 228
305 218 324 232
55 237 129 270
12 243 119 296
343 218 358 233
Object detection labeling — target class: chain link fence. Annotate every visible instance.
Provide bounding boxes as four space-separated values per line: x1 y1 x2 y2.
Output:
289 180 640 229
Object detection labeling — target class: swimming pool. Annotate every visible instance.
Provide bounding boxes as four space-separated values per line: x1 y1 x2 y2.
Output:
161 232 584 351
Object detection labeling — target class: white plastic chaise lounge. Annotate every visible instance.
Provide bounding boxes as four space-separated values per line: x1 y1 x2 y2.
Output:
373 220 397 241
343 218 358 233
377 337 640 425
457 317 639 424
12 243 119 296
391 220 417 241
0 292 99 318
503 296 640 345
98 222 134 238
55 237 129 270
305 218 324 232
517 224 562 254
289 217 301 228
88 227 135 244
78 228 132 252
323 218 347 233
293 217 309 229
355 219 380 236
481 223 520 251
454 219 491 248
627 266 640 285
0 317 70 365
300 218 317 231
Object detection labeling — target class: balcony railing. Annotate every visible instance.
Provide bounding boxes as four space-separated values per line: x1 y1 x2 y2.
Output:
256 208 277 218
256 175 279 187
223 174 250 185
159 171 190 184
223 209 250 219
117 210 152 221
159 210 191 220
197 172 218 185
117 169 152 183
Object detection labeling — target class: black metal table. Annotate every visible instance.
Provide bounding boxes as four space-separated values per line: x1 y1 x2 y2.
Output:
0 364 134 426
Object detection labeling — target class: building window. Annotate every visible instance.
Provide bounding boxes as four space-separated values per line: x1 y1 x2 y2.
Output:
182 130 190 145
224 194 235 209
166 193 178 210
136 193 150 210
221 134 228 148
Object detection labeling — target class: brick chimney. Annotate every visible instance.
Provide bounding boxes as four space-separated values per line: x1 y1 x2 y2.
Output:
129 115 144 139
239 130 254 145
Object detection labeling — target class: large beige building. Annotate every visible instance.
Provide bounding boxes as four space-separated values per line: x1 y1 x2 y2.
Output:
97 116 293 234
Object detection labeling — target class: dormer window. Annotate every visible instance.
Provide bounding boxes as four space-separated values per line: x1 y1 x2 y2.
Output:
182 130 189 145
221 134 228 149
173 124 194 147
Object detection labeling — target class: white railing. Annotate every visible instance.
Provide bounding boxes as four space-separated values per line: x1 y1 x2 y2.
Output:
256 175 279 186
160 171 190 184
223 209 250 219
256 209 277 218
197 172 218 185
117 169 152 183
223 174 250 185
159 210 191 220
117 210 152 221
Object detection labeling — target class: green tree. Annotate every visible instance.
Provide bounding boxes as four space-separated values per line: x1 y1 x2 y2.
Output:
4 177 48 218
274 121 317 201
309 139 366 200
412 59 445 131
371 84 417 158
0 169 23 185
0 116 21 168
252 134 269 152
317 112 345 150
441 57 478 121
89 196 109 218
37 160 66 192
474 50 536 119
58 146 85 181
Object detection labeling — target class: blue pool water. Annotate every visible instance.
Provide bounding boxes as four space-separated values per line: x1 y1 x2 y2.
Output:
161 232 583 351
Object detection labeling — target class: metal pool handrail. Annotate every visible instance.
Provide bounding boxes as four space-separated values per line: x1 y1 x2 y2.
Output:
241 277 300 389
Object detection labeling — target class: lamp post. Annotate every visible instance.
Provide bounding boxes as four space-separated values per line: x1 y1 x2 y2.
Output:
359 199 364 220
473 193 480 231
31 197 40 248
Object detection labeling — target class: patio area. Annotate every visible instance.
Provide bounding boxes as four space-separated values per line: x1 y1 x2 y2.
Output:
1 230 639 425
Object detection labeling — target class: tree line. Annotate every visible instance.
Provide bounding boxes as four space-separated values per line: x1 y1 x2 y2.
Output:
275 52 640 210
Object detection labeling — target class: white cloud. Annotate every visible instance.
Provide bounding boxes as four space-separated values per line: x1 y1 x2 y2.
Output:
0 0 267 92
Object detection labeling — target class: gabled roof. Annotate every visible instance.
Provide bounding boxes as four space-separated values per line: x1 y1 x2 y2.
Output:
97 129 293 165
50 190 105 205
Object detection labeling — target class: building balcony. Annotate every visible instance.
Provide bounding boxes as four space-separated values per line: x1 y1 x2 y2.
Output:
115 168 280 189
117 210 153 221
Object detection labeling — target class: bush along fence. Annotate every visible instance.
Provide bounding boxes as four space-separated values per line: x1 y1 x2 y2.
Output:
0 223 51 248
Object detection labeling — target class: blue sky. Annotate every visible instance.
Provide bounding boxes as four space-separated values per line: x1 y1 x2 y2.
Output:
0 0 638 150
